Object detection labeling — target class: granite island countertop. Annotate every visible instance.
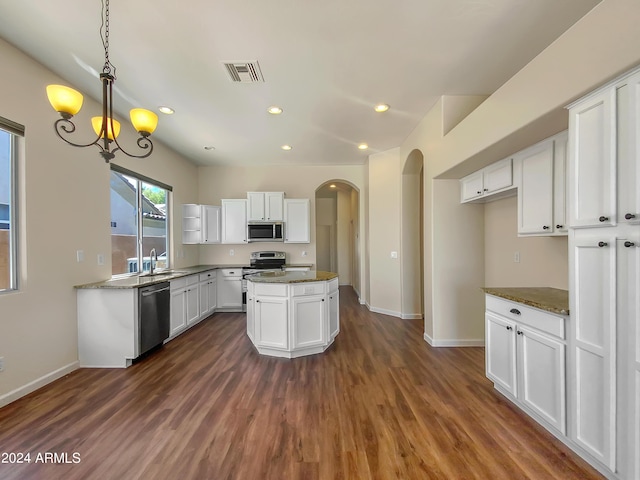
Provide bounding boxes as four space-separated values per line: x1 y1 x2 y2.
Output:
482 287 569 315
246 270 337 284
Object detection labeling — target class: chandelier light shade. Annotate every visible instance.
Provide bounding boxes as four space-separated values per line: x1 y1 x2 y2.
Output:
46 0 157 162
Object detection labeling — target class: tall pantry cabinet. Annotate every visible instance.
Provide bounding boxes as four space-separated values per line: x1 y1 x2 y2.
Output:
568 67 640 479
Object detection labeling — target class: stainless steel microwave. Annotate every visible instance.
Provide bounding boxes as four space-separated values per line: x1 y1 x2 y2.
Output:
247 222 284 242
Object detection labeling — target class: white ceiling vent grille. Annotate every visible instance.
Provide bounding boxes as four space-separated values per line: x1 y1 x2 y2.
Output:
223 61 264 83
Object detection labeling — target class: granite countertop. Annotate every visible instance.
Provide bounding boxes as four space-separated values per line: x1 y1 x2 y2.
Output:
75 264 247 289
247 270 337 284
483 287 569 315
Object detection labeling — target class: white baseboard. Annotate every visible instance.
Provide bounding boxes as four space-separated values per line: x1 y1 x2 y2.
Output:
424 332 484 347
0 361 79 408
369 305 402 318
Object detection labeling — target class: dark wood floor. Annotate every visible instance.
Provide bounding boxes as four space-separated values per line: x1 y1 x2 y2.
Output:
0 287 602 480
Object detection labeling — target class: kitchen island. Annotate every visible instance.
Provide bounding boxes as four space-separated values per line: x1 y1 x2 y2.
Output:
246 271 339 358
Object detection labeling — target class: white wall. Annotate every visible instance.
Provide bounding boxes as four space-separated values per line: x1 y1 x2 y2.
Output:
336 190 351 285
367 148 402 316
0 37 199 405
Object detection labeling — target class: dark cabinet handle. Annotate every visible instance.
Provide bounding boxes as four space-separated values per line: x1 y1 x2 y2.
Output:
322 298 325 302
506 325 513 331
599 216 609 222
517 331 523 336
625 213 637 220
483 188 489 192
509 308 521 315
556 225 563 229
476 190 482 195
624 241 636 247
256 299 260 303
542 226 550 230
598 241 608 247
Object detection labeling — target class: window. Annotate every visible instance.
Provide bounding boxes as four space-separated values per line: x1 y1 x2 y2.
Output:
110 165 171 276
0 116 22 292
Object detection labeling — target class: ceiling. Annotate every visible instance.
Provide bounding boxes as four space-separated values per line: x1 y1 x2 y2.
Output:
0 0 600 167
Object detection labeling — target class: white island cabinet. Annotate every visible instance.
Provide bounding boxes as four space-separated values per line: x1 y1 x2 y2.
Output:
246 271 338 358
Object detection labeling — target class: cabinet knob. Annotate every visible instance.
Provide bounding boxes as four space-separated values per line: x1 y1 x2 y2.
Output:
477 190 482 195
509 308 521 315
625 213 637 220
517 331 523 336
322 298 325 302
598 241 608 247
542 225 550 230
624 241 636 248
256 299 260 303
556 225 563 229
483 188 488 192
599 216 609 222
506 325 513 331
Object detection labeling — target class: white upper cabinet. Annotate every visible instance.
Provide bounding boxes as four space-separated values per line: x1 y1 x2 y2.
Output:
516 131 568 236
460 158 515 203
568 88 617 228
201 205 221 244
182 204 202 244
247 192 284 221
284 198 310 243
616 72 640 226
221 199 247 244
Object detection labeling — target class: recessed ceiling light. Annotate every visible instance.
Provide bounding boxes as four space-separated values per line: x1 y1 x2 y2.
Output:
374 104 390 113
281 145 292 151
358 143 369 150
268 106 283 115
204 146 215 150
158 106 175 115
329 184 336 188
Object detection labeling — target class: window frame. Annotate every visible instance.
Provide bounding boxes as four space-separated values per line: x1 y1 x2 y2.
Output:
110 164 172 278
0 116 22 293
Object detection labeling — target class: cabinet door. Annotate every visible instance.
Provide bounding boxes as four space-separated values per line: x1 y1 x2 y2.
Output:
484 158 513 193
329 290 340 340
617 74 640 225
460 171 484 202
170 288 187 336
202 205 221 243
207 280 217 312
485 312 517 397
185 285 200 325
517 325 566 434
265 192 284 221
292 295 326 349
217 277 242 308
199 281 209 317
221 199 247 244
247 192 265 221
569 88 617 228
553 132 569 233
255 296 289 349
570 233 617 469
246 294 255 341
284 199 310 243
517 141 554 234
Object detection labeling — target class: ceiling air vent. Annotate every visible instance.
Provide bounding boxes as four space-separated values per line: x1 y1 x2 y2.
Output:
223 61 264 83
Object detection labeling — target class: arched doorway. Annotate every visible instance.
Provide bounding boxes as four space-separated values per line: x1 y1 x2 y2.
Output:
401 150 424 319
315 180 360 296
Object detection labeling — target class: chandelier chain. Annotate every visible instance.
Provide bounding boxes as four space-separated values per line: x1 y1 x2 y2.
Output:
101 0 116 78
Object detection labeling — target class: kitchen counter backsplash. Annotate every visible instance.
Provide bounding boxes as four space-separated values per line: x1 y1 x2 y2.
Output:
482 287 569 315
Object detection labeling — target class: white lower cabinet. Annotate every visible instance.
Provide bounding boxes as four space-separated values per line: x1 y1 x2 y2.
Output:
216 268 243 311
291 295 326 349
255 295 289 349
170 275 200 336
198 270 217 317
485 295 567 435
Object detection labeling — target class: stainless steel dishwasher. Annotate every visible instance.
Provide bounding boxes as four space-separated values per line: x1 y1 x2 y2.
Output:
138 282 171 356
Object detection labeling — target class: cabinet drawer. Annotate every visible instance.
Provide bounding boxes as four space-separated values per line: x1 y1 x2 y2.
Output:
292 282 325 297
328 278 339 293
185 274 199 286
254 283 288 297
199 270 216 282
486 295 565 339
170 277 187 290
219 268 242 277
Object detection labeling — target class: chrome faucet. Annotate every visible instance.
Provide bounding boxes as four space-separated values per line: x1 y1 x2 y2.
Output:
149 248 157 275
